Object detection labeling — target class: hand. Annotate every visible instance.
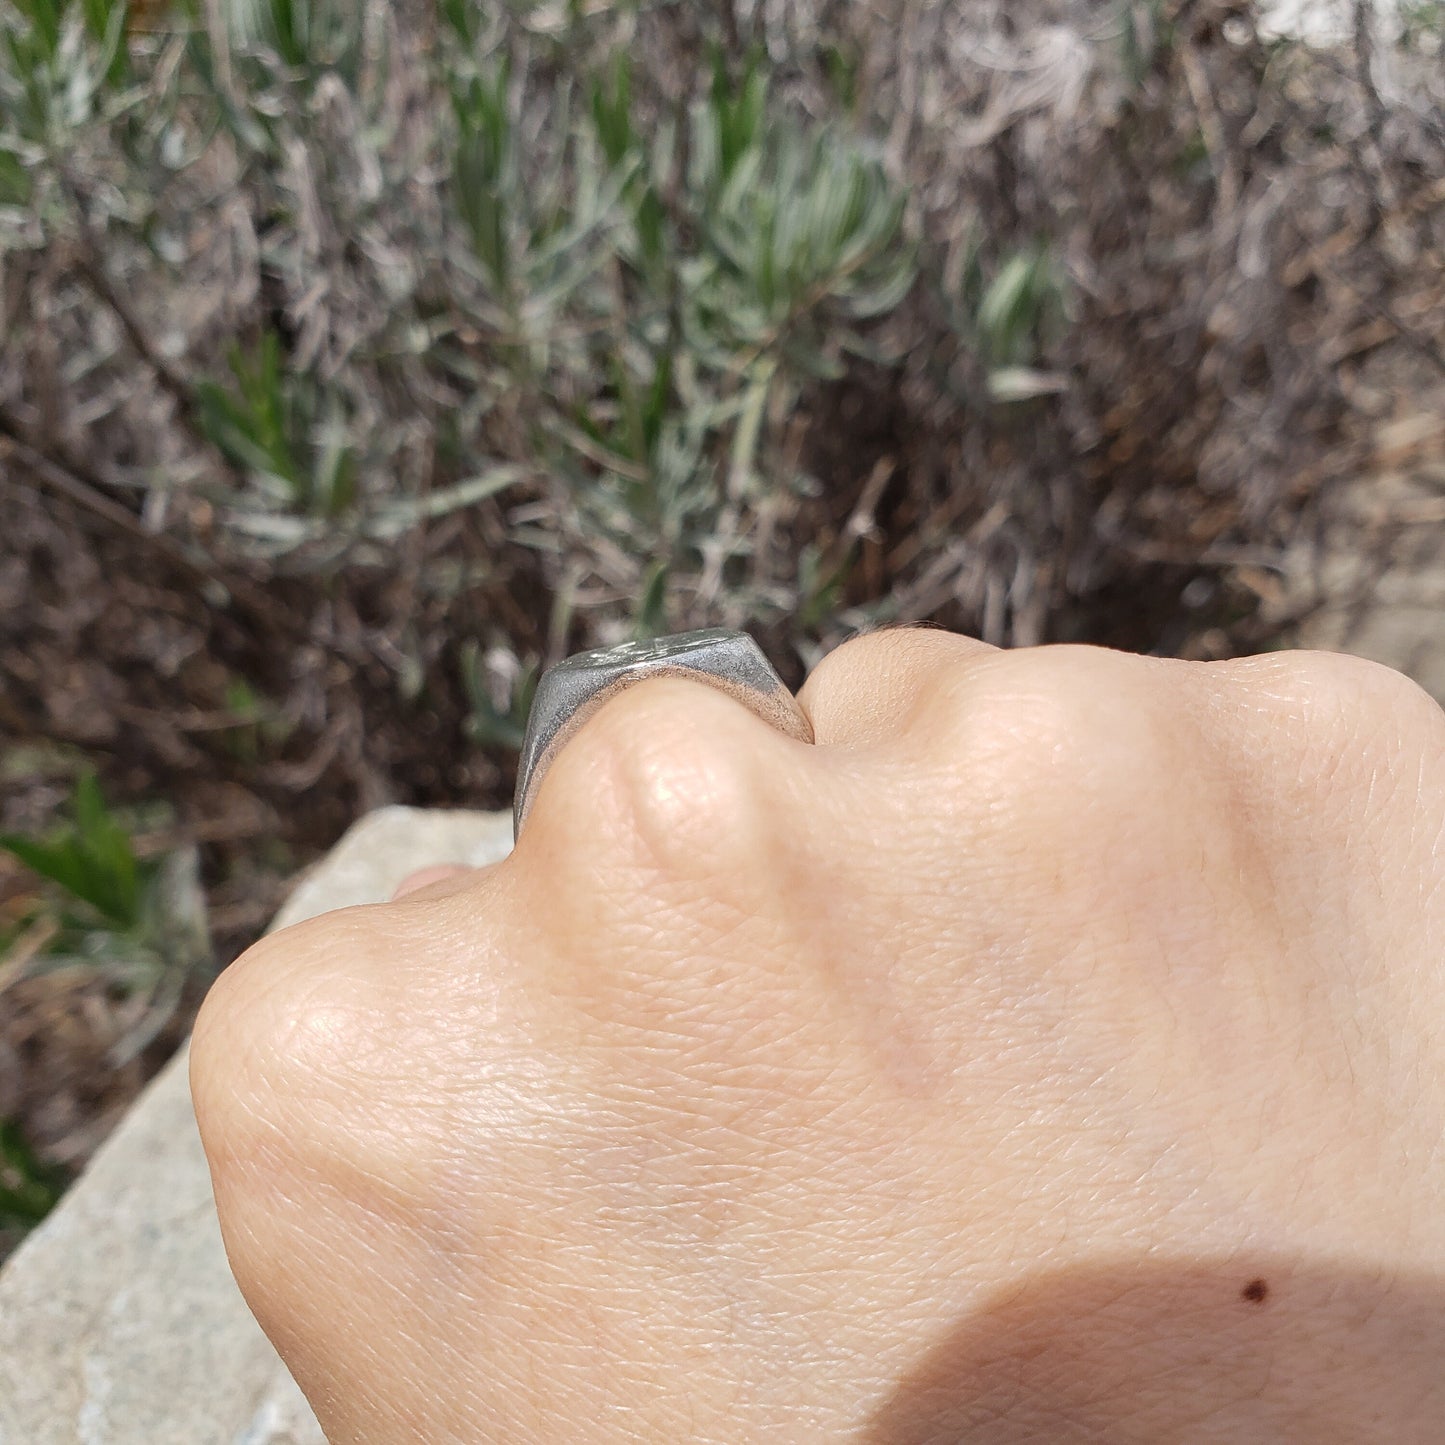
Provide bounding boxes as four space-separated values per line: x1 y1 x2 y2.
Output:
191 631 1445 1442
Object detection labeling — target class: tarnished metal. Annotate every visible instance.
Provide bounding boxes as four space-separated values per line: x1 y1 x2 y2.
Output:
512 628 813 838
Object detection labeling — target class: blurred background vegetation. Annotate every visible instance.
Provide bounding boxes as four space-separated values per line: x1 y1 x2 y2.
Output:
1 0 1442 1252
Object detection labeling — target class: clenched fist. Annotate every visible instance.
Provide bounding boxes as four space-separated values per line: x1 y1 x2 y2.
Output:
191 631 1445 1442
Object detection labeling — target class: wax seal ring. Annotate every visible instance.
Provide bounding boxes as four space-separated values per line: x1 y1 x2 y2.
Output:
513 628 813 838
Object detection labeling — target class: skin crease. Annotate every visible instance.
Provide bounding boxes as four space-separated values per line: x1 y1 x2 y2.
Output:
190 630 1445 1443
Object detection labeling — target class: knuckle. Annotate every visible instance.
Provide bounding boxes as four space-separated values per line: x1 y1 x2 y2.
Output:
191 907 385 1157
918 645 1169 799
540 677 772 881
806 622 966 694
800 624 990 744
1221 647 1394 713
901 647 1190 891
1262 649 1439 727
190 906 445 1312
1216 649 1445 781
518 679 817 1040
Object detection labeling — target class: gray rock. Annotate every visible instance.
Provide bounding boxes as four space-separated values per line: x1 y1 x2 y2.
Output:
0 807 513 1445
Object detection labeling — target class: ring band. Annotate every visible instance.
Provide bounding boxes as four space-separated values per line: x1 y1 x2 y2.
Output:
512 628 814 838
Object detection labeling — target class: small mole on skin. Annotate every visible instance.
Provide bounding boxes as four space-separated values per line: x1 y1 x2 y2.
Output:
1241 1278 1269 1304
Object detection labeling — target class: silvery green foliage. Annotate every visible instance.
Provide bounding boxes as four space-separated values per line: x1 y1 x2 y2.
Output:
6 0 1434 683
0 0 916 643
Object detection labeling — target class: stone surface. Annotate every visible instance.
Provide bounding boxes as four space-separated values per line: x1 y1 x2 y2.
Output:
0 807 513 1445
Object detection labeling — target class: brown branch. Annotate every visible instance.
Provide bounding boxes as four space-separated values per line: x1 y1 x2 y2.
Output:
1 411 184 556
1180 44 1240 216
717 0 741 54
1352 0 1387 143
0 407 295 634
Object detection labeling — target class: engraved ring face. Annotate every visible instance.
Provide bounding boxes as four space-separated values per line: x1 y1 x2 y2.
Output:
512 628 814 838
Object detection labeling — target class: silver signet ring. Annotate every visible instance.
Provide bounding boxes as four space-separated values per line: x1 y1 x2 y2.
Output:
513 628 814 839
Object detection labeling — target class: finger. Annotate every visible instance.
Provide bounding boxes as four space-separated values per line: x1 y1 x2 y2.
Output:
391 864 475 900
518 674 815 882
798 624 998 747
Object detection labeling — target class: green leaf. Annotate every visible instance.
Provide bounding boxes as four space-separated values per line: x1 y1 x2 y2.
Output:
589 51 633 168
706 44 767 186
0 836 88 907
632 559 669 635
11 0 63 61
976 248 1060 368
841 252 918 319
634 182 666 267
453 67 515 290
642 347 673 457
0 774 141 928
607 347 651 466
80 0 130 87
0 1120 63 1228
821 42 860 113
439 0 475 43
193 332 353 515
194 380 276 476
798 539 853 628
459 642 535 753
267 0 306 67
315 437 356 519
0 147 31 206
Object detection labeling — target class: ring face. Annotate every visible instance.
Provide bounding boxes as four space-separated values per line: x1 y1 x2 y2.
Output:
512 628 813 838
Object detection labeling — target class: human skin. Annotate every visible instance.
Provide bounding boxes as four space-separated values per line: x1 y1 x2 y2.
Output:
190 630 1445 1442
